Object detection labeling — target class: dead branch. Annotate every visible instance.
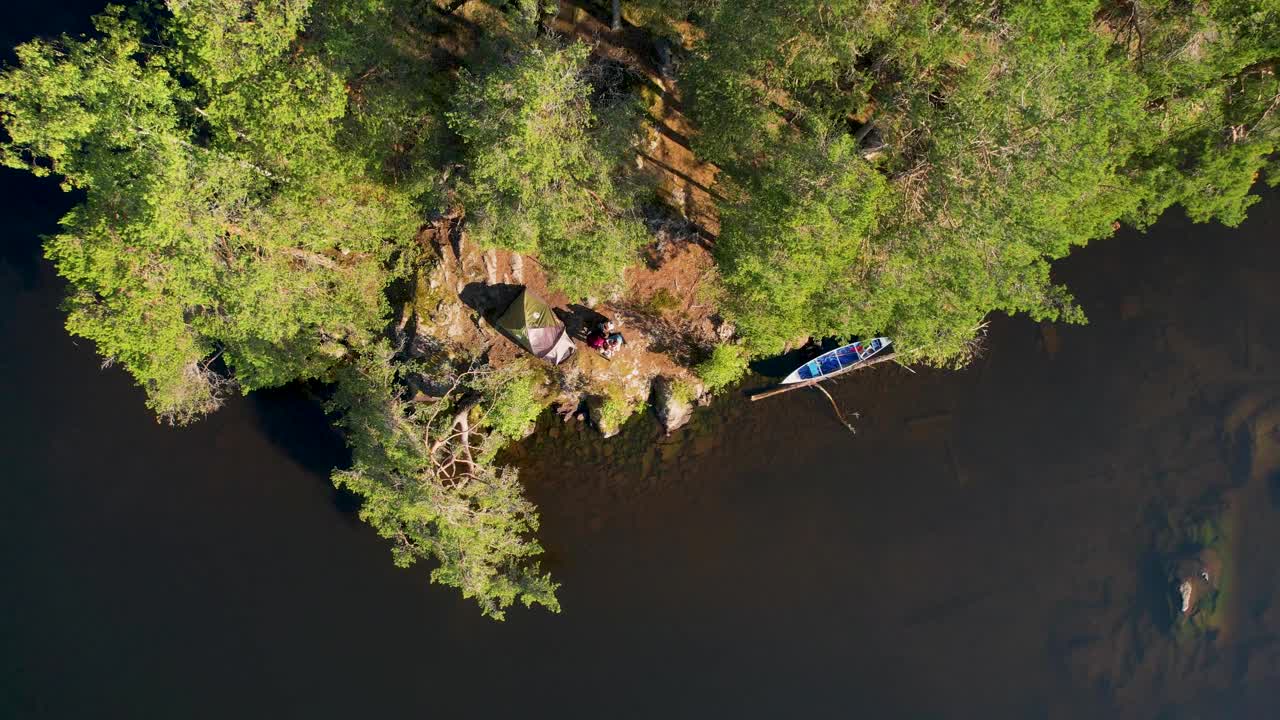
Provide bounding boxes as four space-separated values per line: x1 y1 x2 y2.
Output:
812 382 857 434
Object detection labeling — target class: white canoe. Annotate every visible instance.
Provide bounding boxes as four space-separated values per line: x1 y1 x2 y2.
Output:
781 337 892 385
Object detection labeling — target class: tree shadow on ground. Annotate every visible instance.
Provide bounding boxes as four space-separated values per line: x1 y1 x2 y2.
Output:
609 298 706 366
458 281 524 322
557 303 611 341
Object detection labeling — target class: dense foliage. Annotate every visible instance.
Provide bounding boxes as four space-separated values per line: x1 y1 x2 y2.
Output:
448 41 647 293
3 0 1276 617
0 4 418 422
686 0 1279 360
329 348 558 619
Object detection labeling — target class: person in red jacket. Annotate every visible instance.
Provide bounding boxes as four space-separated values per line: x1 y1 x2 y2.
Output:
586 319 614 355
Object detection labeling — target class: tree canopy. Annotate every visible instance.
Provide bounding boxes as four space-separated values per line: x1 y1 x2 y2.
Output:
448 40 646 293
685 0 1279 359
1 4 418 421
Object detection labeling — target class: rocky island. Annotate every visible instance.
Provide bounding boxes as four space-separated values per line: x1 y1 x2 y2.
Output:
2 0 1276 617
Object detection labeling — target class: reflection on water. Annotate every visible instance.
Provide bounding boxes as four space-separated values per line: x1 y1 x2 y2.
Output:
512 187 1280 718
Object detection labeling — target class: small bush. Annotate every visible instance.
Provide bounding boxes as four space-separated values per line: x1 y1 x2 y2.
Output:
695 343 749 394
478 363 550 451
668 378 695 406
645 287 681 315
594 387 637 436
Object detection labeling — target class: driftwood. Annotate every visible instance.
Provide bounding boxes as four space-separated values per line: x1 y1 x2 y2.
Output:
747 351 898 402
812 382 858 434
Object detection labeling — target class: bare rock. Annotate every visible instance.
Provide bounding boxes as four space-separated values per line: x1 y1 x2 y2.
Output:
651 376 694 435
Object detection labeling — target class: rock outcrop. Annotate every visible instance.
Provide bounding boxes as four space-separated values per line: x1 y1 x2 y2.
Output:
651 376 696 435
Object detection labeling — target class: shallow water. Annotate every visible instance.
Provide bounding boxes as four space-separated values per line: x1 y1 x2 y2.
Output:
5 3 1280 717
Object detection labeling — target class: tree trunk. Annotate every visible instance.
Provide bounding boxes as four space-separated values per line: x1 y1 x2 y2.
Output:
611 0 622 30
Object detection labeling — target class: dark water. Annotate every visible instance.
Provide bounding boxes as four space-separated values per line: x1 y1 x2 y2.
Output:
6 4 1280 718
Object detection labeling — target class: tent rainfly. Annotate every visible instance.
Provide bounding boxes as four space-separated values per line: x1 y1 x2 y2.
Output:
494 288 576 364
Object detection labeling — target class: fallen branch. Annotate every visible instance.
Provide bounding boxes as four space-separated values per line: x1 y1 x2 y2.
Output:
812 382 857 434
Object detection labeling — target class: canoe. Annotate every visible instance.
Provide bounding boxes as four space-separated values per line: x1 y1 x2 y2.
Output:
781 337 892 385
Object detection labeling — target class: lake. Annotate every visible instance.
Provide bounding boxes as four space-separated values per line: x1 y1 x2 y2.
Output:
4 3 1280 717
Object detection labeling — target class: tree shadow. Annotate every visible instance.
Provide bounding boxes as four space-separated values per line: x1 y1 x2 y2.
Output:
246 384 362 518
750 338 826 379
557 303 611 341
1 173 79 289
458 281 524 322
609 299 705 366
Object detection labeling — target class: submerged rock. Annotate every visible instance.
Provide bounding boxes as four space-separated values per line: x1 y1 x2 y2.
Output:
1178 579 1195 614
1173 548 1221 618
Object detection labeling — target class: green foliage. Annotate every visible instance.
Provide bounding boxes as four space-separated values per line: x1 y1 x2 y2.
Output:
687 0 1280 364
475 361 552 458
644 287 681 315
695 343 748 394
668 378 695 406
0 5 417 422
593 386 637 436
328 347 559 620
166 0 312 85
309 0 450 201
715 132 889 354
447 40 646 294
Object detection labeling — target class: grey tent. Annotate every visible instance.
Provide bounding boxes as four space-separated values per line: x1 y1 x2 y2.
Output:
494 288 576 364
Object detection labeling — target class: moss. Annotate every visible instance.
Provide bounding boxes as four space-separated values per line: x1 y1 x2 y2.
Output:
595 386 641 436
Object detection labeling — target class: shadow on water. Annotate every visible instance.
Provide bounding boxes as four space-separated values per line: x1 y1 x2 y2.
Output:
747 336 860 380
1137 546 1177 634
247 385 360 516
0 176 76 289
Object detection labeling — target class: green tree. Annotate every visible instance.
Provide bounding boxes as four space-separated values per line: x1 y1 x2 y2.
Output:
328 347 559 620
687 0 1279 363
715 131 889 354
448 40 646 295
0 6 417 422
166 0 312 85
695 343 749 393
